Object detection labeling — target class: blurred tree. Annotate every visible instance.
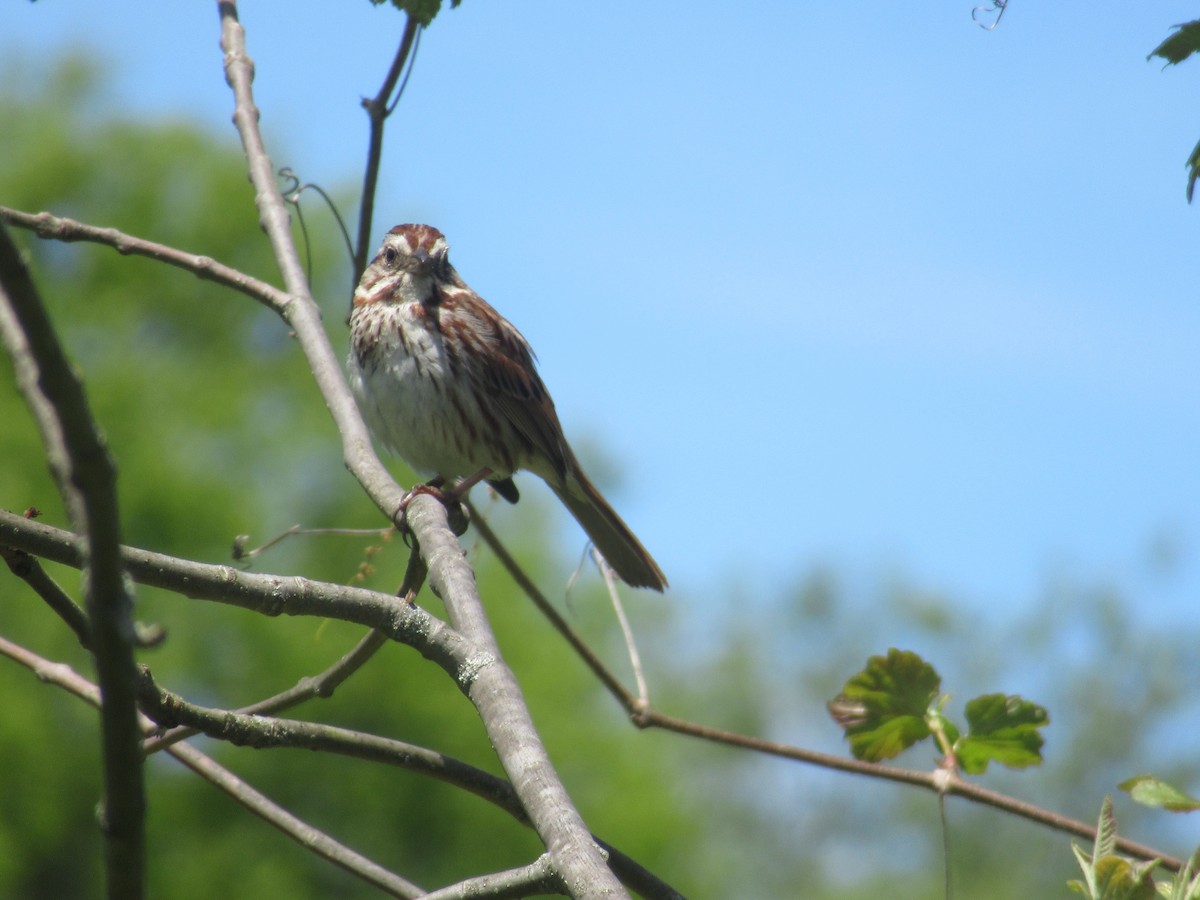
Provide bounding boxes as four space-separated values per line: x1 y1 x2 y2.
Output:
0 53 740 898
4 50 1199 900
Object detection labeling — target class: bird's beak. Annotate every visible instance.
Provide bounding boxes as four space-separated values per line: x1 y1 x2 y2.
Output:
412 248 434 274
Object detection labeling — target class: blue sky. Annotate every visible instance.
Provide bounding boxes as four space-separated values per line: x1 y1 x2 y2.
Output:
9 2 1200 617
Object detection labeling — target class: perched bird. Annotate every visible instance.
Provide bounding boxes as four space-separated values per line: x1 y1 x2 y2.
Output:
348 224 667 591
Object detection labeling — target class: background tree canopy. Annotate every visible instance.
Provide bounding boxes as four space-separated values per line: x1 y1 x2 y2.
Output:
3 8 1199 899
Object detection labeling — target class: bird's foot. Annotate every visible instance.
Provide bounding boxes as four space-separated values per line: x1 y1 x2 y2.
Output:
395 477 470 540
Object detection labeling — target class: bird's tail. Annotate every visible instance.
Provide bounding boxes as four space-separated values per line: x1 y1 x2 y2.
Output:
550 465 667 592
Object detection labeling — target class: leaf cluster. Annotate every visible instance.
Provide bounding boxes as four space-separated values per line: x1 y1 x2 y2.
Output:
828 647 1049 776
1068 796 1200 900
368 0 462 28
1148 21 1200 201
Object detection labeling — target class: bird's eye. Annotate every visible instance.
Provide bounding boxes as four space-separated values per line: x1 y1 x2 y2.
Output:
382 247 398 267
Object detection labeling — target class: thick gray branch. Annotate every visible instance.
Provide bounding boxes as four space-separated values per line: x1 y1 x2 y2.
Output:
215 4 628 894
0 224 145 899
0 512 683 898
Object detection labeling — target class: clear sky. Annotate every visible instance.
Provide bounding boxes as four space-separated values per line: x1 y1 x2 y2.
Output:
8 2 1200 618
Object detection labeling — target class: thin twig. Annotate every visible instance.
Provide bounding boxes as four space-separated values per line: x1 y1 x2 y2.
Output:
233 523 394 562
465 500 634 703
145 541 425 755
420 855 561 900
353 15 422 295
134 668 681 899
464 511 1181 870
0 223 145 899
168 735 425 898
141 628 390 754
0 207 291 312
0 510 469 678
593 548 649 708
0 636 425 898
0 544 92 648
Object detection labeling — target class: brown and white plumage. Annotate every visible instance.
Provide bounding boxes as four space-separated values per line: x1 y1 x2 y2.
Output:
348 224 667 591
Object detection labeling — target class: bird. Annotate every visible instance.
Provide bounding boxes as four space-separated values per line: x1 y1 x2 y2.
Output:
347 224 667 591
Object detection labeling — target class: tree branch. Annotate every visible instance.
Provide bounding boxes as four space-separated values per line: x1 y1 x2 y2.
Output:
467 506 1181 872
420 855 560 900
0 509 683 897
134 671 682 899
216 0 409 533
145 544 421 754
0 636 425 899
1 539 92 649
0 223 145 899
216 4 628 893
409 496 629 896
0 207 291 311
354 14 422 294
0 510 474 680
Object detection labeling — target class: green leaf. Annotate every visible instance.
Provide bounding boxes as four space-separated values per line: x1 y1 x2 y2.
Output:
827 649 939 762
953 693 1048 774
1148 21 1200 67
1163 850 1200 900
1119 775 1200 812
368 0 462 28
1072 840 1099 897
1093 856 1159 900
1185 138 1200 203
1096 794 1118 861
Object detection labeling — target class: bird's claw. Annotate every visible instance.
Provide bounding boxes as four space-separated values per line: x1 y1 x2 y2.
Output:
394 479 469 543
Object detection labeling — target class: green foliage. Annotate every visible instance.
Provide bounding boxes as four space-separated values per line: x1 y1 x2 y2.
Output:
956 693 1048 775
6 32 1200 898
368 0 461 28
1148 21 1200 67
1068 797 1161 900
1121 776 1200 813
828 648 1049 776
1148 21 1200 202
0 54 771 900
827 648 937 761
1158 853 1200 900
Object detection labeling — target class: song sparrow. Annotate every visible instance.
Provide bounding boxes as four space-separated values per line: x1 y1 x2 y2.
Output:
348 224 667 591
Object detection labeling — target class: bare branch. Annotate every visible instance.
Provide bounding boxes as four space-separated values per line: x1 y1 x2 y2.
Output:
139 672 531 815
0 510 473 678
466 501 634 703
354 15 422 294
142 627 390 754
468 513 1186 872
593 549 649 708
139 670 682 899
166 735 426 898
0 637 425 899
409 496 629 897
1 540 92 649
216 1 409 530
146 538 416 754
0 207 291 311
0 223 145 899
421 855 561 900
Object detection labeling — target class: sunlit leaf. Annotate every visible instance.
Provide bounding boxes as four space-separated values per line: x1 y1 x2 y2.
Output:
828 648 939 762
1120 775 1200 813
954 693 1048 774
